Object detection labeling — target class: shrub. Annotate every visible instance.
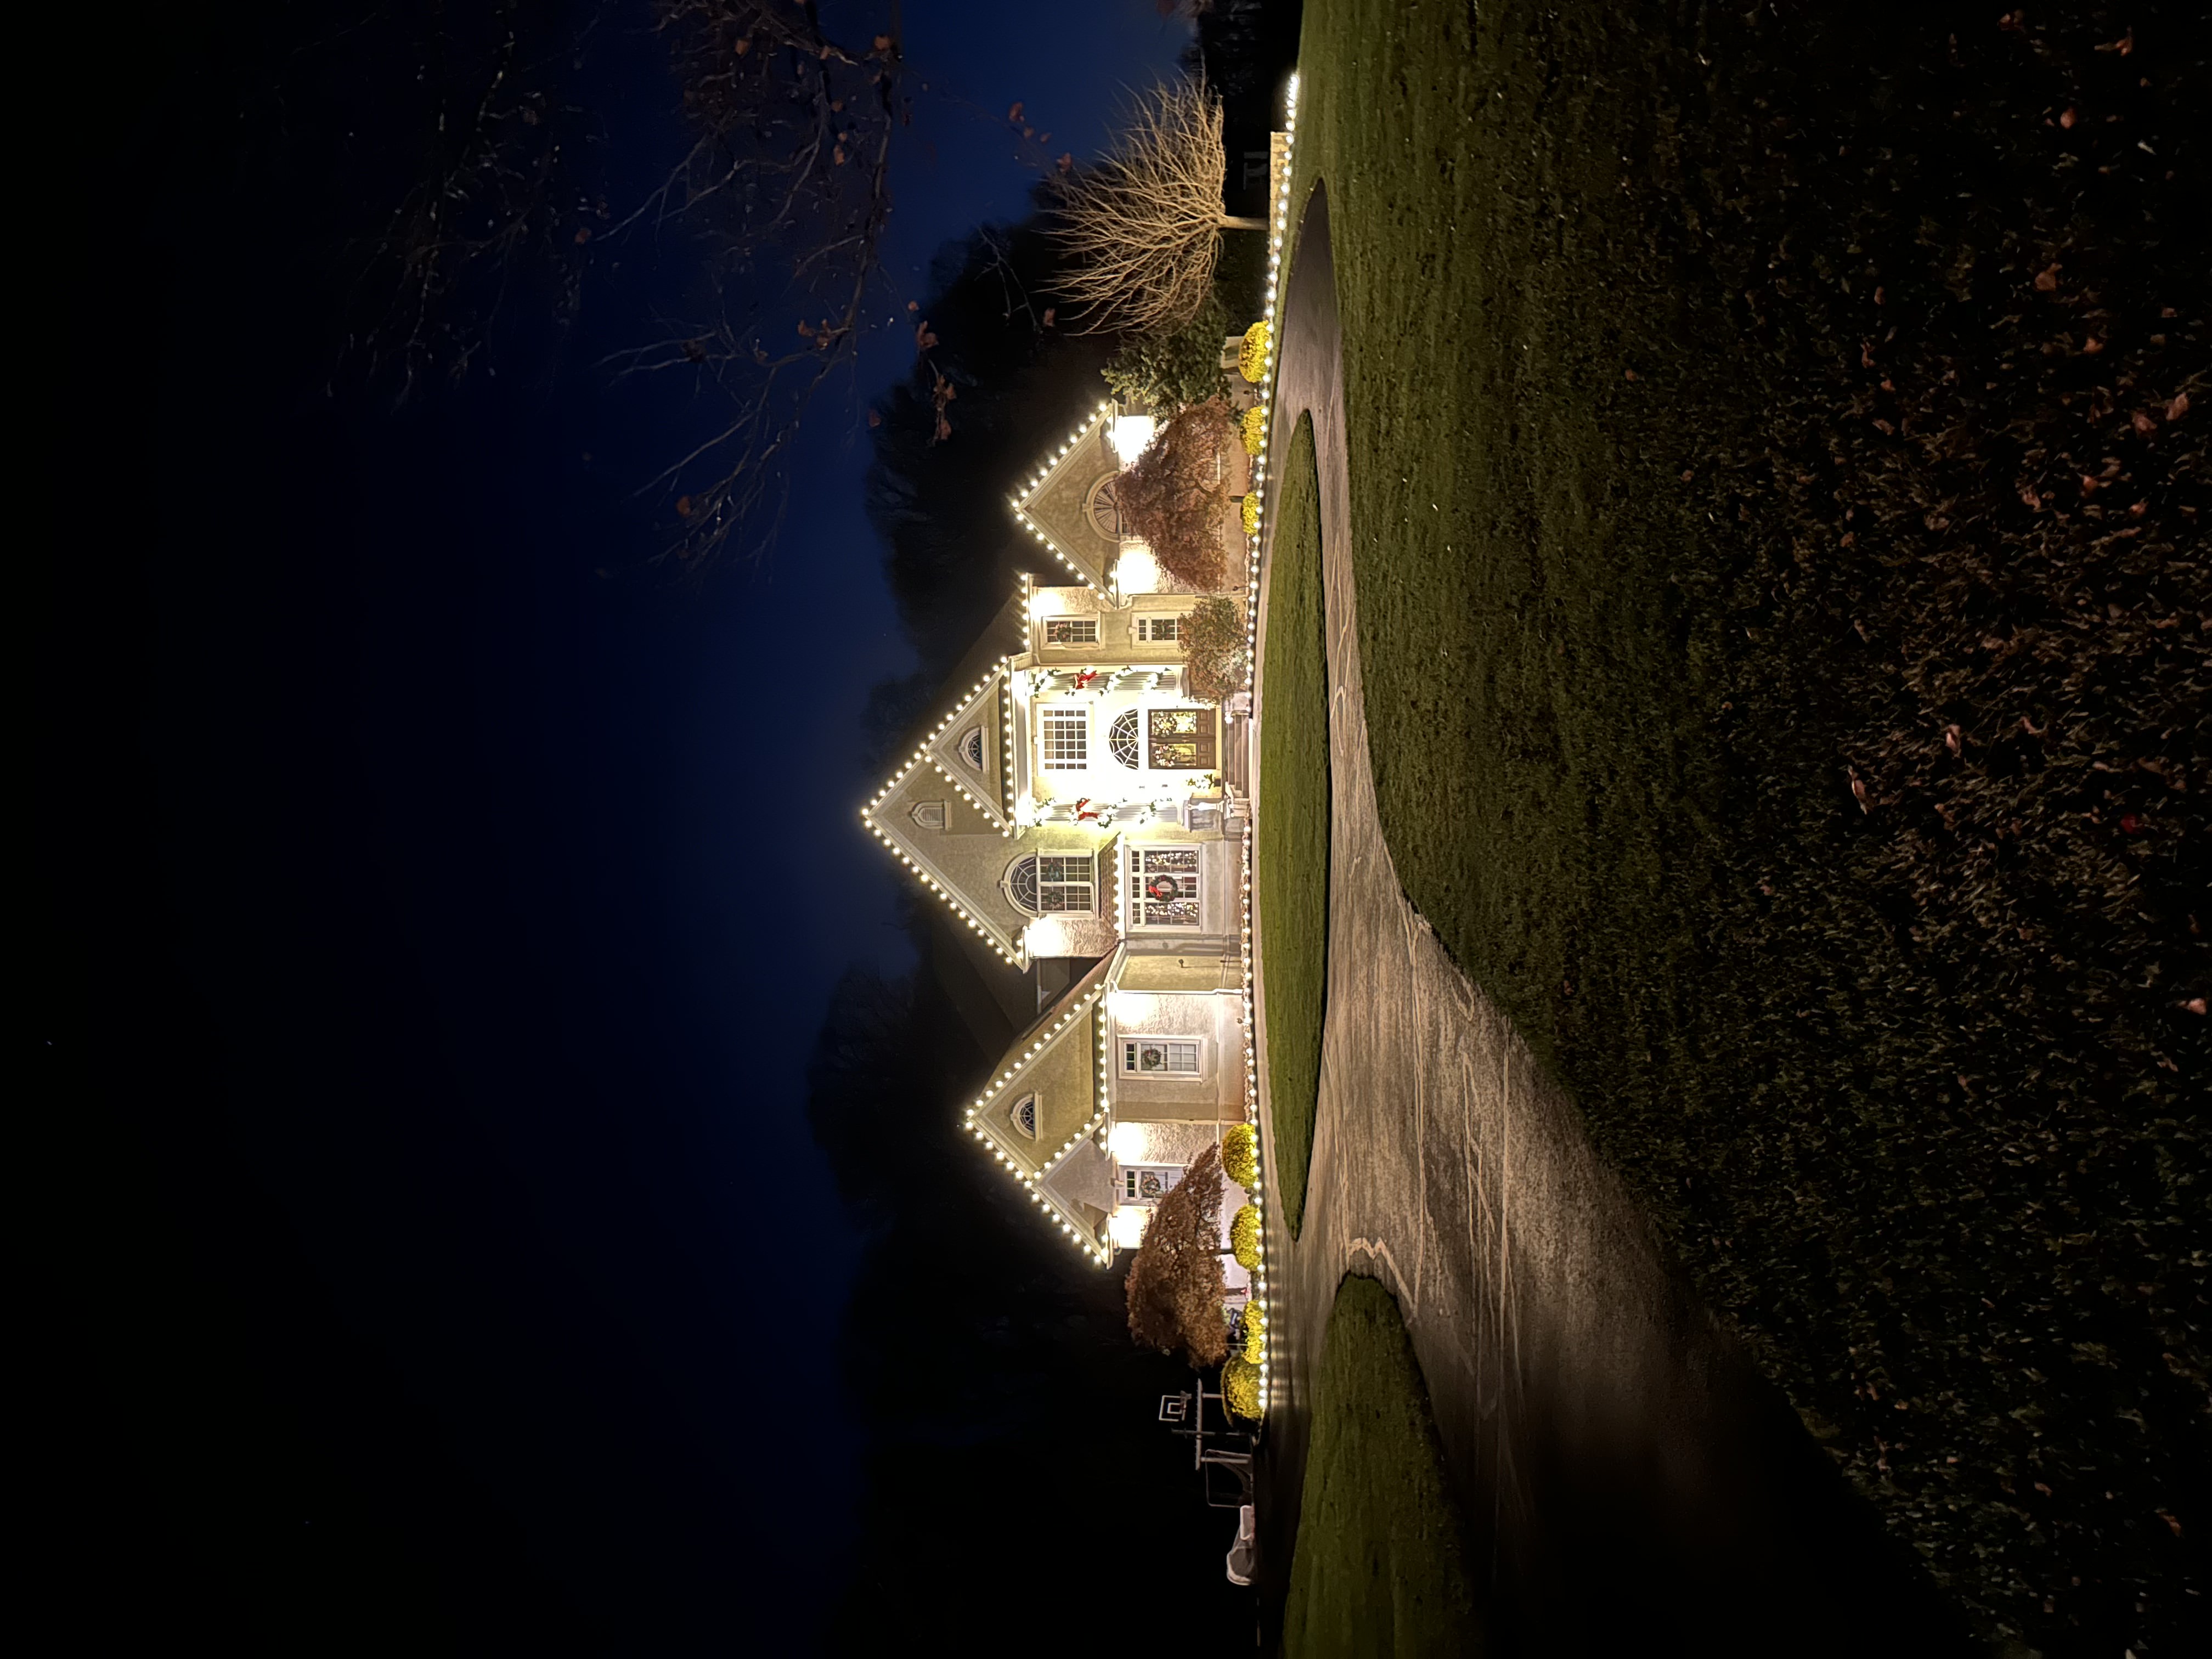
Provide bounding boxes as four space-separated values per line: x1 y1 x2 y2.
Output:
1123 1144 1229 1368
1221 1122 1259 1189
1237 320 1271 382
1221 1356 1262 1420
1240 404 1267 455
1240 493 1262 536
1229 1203 1263 1269
1118 398 1236 590
1238 1300 1266 1363
1181 596 1248 705
1102 295 1229 414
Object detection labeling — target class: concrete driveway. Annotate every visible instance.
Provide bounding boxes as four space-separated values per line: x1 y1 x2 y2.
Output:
1247 185 1969 1657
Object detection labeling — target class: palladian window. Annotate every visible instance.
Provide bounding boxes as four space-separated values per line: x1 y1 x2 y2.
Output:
1008 854 1094 915
958 726 985 771
1011 1095 1039 1138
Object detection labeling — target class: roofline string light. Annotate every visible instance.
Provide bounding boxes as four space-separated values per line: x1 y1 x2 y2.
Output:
1008 402 1115 595
962 984 1116 1265
1233 74 1301 1419
859 654 1023 963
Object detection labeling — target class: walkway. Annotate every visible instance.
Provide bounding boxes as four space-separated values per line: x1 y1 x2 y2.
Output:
1248 186 1967 1656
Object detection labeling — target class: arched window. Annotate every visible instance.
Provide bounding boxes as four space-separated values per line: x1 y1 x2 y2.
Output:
1010 1095 1039 1138
1007 854 1094 916
1085 475 1123 541
958 726 985 771
1108 709 1141 769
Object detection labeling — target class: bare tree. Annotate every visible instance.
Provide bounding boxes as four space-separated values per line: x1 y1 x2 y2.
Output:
1046 78 1265 337
594 2 916 565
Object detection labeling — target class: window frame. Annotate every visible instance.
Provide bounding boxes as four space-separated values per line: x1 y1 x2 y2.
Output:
1040 704 1090 770
1008 853 1095 916
1043 616 1100 646
1120 1037 1205 1077
1136 614 1184 644
1129 845 1201 928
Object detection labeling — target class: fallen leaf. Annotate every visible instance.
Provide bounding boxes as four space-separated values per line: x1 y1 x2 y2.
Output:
2083 335 2106 354
2060 107 2079 129
2184 998 2207 1016
2168 391 2191 421
2133 410 2157 434
2034 263 2061 291
1945 724 1961 754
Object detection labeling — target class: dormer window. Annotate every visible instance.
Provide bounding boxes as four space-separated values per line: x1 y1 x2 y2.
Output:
1011 1095 1039 1138
958 727 985 771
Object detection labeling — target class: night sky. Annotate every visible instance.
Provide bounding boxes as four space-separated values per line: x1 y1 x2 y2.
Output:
50 3 1207 1648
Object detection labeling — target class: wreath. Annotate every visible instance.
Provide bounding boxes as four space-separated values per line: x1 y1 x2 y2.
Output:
1145 874 1183 903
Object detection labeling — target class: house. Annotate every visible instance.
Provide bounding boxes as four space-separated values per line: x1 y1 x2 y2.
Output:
859 399 1261 1265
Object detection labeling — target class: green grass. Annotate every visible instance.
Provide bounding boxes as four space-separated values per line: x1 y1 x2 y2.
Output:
1283 1274 1481 1657
1257 411 1329 1239
1286 1 2207 1647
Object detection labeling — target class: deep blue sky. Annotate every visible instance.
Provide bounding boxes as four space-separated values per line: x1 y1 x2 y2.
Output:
63 3 1195 1648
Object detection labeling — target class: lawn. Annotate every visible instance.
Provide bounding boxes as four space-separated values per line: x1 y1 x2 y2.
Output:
1257 411 1329 1238
1282 1273 1481 1657
1284 1 2207 1649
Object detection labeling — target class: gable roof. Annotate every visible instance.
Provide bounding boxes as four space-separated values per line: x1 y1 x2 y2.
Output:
859 590 1029 962
964 948 1122 1265
1010 401 1118 595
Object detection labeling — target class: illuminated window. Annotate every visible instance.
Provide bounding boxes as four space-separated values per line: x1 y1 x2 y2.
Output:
1123 1039 1200 1076
958 727 985 771
1045 616 1099 646
1131 847 1200 927
1146 707 1215 770
1085 475 1124 540
1041 706 1088 770
1010 1095 1039 1138
1121 1164 1186 1202
1136 614 1184 643
1108 710 1141 769
1009 854 1093 915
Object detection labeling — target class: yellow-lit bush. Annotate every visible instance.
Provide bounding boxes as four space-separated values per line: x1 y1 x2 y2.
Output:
1238 320 1272 382
1222 1122 1259 1189
1239 1301 1266 1362
1240 493 1262 537
1240 404 1267 455
1222 1356 1262 1419
1230 1203 1263 1268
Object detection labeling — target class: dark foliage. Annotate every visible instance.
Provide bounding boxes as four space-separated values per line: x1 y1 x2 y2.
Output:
866 217 1118 676
1103 292 1231 413
803 945 1251 1646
